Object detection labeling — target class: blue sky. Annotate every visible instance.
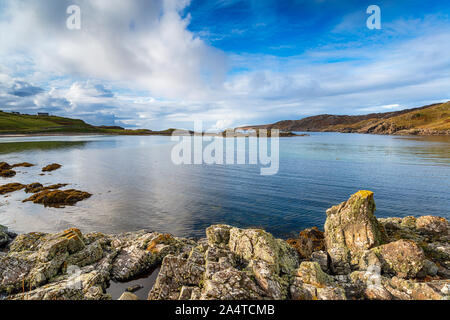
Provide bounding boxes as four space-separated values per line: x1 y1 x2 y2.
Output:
0 0 449 129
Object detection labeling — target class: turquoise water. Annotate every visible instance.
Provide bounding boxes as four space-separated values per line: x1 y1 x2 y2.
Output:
0 133 449 238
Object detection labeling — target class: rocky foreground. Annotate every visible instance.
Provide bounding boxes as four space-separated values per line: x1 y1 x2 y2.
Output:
0 191 449 300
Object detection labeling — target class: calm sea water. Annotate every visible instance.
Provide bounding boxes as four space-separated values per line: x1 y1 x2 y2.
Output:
0 133 449 239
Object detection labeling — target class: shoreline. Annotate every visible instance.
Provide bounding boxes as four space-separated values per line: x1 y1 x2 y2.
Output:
1 191 448 301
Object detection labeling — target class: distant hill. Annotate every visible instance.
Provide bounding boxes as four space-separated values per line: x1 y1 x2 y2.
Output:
238 102 450 135
0 111 176 136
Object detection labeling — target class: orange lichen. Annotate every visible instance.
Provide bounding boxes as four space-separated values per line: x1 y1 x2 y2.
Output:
355 190 374 199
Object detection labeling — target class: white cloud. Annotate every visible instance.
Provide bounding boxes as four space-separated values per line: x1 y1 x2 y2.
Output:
0 2 449 129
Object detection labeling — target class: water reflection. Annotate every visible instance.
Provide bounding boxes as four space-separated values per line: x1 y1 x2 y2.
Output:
0 134 449 238
0 140 89 154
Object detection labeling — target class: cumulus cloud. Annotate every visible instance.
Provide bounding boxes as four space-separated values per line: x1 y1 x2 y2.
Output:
0 1 449 129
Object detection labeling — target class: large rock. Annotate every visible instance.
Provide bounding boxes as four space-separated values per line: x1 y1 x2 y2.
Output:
150 225 300 301
290 262 346 300
324 191 386 274
110 231 185 281
350 271 450 300
228 227 299 274
371 240 426 279
416 216 449 236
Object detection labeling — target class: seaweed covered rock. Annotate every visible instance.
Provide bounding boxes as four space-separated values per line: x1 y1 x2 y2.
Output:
42 163 62 172
24 183 68 194
324 190 386 274
12 162 34 168
23 189 91 207
0 162 11 171
287 227 325 259
0 169 16 178
0 183 25 195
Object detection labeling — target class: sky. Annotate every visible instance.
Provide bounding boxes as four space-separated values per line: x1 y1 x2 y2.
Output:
0 0 449 130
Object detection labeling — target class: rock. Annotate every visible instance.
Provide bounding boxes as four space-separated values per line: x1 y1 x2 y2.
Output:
23 189 92 207
0 225 16 248
11 162 34 168
324 191 386 273
0 162 11 171
0 170 16 178
25 183 69 194
311 251 329 272
0 183 25 195
206 225 232 248
201 267 267 300
118 292 139 300
111 231 184 281
416 216 449 236
24 183 43 193
287 227 325 259
149 251 205 300
42 163 62 172
126 284 143 293
420 259 439 278
290 262 346 300
228 227 299 274
296 261 334 287
371 240 426 279
250 259 287 300
351 271 449 300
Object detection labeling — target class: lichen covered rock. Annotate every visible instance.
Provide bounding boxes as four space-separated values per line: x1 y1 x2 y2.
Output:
324 190 386 273
371 240 426 279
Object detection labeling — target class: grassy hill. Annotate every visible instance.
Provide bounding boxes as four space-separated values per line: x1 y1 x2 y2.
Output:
0 111 176 135
239 101 450 135
0 112 101 134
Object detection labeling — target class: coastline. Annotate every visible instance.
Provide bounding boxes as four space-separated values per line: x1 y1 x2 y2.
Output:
1 191 448 301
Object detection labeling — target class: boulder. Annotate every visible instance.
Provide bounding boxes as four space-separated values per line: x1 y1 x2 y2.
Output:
111 231 184 281
42 163 62 172
228 227 299 274
371 240 426 279
324 191 386 273
416 216 449 236
290 262 346 300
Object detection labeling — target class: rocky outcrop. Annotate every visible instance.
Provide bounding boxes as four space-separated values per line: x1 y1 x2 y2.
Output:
0 228 193 300
0 191 449 300
324 190 387 274
149 225 299 300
